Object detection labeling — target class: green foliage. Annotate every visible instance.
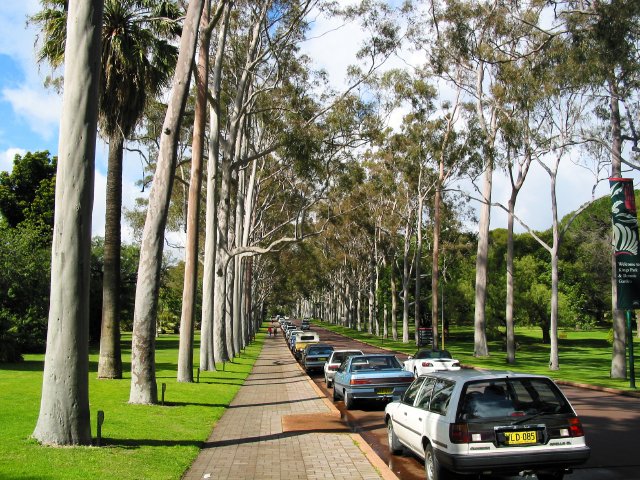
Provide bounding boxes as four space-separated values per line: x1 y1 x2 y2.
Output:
0 219 51 357
90 238 141 341
0 150 56 236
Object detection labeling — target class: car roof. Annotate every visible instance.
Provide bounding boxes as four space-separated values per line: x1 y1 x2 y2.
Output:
418 368 551 383
349 353 397 359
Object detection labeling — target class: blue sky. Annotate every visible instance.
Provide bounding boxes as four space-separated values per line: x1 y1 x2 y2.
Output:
0 2 142 242
0 2 635 243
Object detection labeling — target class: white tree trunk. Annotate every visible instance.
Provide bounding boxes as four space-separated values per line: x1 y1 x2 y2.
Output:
33 0 103 445
609 79 627 379
473 158 492 356
506 197 516 364
130 0 204 404
201 2 231 369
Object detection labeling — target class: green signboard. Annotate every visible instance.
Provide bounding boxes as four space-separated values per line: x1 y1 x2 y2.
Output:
610 178 640 309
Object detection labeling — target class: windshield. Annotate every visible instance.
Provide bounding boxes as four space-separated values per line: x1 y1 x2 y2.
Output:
457 378 572 421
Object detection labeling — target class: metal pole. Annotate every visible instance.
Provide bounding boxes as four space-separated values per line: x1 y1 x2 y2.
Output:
96 410 104 446
627 310 636 388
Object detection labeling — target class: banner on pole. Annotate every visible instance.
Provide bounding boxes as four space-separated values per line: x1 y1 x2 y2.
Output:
609 177 640 309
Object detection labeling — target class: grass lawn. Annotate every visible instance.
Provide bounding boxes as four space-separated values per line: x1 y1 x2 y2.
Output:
315 321 640 393
0 332 264 480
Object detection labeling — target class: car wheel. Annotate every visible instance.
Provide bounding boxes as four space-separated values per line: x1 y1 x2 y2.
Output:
424 443 448 480
333 386 339 401
537 472 565 480
344 390 355 410
387 421 403 455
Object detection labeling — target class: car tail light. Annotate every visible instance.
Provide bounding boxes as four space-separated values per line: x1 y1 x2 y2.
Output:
328 365 339 371
421 361 434 367
450 422 471 443
568 417 585 437
350 378 374 385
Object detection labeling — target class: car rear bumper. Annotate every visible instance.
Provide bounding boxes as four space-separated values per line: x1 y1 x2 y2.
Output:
437 446 591 475
346 385 411 402
304 360 327 370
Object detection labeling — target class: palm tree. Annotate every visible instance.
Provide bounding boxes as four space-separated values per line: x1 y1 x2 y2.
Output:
31 0 180 378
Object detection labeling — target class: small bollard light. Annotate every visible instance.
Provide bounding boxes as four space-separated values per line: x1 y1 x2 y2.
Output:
161 383 167 406
96 410 105 447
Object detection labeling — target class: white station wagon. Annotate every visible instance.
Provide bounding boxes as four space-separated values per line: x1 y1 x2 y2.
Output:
385 369 590 480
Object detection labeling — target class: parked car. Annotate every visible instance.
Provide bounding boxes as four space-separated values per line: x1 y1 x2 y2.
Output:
403 349 461 377
293 331 320 359
323 349 363 387
287 330 304 350
302 344 334 371
332 354 414 410
385 369 590 480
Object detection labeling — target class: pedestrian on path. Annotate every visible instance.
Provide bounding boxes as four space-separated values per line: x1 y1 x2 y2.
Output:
267 326 272 337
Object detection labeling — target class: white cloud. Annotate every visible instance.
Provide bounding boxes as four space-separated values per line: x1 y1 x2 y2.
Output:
301 9 368 91
0 147 27 172
2 85 61 140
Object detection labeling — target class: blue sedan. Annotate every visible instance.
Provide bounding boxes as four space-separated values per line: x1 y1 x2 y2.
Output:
332 354 415 410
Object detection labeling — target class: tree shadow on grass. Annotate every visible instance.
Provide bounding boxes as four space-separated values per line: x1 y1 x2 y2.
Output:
159 401 230 408
101 437 203 449
0 360 44 372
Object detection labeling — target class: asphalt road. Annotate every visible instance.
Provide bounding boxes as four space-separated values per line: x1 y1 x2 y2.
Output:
289 322 640 480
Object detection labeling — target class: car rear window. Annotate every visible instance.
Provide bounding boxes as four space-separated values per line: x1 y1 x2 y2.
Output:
351 356 402 371
309 347 333 355
300 335 316 341
458 378 572 421
332 351 360 363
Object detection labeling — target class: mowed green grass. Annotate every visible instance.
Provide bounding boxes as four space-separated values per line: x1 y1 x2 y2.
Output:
0 332 264 480
316 321 640 392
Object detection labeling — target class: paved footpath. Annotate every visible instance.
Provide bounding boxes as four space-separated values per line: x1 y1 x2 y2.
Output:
182 334 398 480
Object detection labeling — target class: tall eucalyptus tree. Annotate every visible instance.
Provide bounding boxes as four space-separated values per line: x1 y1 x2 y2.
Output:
129 0 206 404
559 0 640 378
32 0 103 446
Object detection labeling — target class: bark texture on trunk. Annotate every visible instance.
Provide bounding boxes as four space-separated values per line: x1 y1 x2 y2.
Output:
609 79 627 379
130 0 204 404
473 158 492 357
33 0 103 445
178 2 211 383
98 133 124 379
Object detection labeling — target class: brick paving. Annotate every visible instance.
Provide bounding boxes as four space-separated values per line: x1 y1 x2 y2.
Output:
182 334 397 480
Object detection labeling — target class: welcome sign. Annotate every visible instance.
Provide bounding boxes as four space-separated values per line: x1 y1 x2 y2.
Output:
610 178 640 309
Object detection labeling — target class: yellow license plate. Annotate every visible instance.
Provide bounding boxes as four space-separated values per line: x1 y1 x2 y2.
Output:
504 431 537 445
376 388 393 395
